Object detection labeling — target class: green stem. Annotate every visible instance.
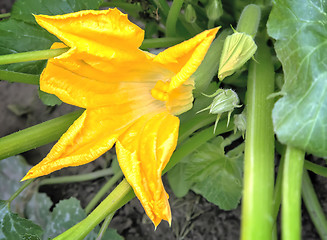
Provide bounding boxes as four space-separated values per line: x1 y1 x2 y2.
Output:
96 212 115 240
282 146 305 240
140 37 185 49
166 0 184 37
178 113 217 143
0 48 68 65
165 118 234 173
85 171 124 214
151 0 170 17
208 19 215 29
273 153 285 222
302 169 327 239
7 179 33 203
38 168 113 186
272 150 285 240
0 70 39 85
0 13 11 18
54 179 134 240
241 35 275 240
304 160 327 178
0 110 83 161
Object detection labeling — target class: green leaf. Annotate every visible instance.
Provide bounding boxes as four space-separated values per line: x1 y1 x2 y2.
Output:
267 0 327 157
0 19 57 74
25 193 52 231
101 229 124 240
43 197 123 240
167 163 191 198
38 90 62 106
43 198 87 239
185 136 243 210
0 200 43 240
11 0 103 24
0 156 31 211
0 0 103 74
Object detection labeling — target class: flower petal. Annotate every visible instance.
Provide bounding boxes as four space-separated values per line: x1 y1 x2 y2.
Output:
116 111 179 227
21 107 144 181
167 79 194 115
154 28 219 91
35 9 145 61
40 50 170 109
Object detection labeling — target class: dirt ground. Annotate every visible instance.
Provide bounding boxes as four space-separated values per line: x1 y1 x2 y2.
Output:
0 1 325 239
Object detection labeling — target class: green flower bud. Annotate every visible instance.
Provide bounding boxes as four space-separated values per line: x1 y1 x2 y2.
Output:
185 4 197 24
234 112 246 137
206 0 223 21
198 89 241 132
218 32 257 81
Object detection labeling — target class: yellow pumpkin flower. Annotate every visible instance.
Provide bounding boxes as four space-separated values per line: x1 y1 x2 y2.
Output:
21 9 218 227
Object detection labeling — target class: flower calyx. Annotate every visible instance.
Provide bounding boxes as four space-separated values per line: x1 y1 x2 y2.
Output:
198 89 242 132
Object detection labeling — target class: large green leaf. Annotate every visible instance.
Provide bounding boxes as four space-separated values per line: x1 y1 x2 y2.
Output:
0 19 57 74
43 197 123 240
25 193 52 231
0 0 103 74
0 156 32 213
185 137 243 210
167 163 191 198
267 0 327 157
0 200 43 240
43 198 87 239
11 0 103 24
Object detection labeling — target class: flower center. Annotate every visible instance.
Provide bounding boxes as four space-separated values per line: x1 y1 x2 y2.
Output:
151 80 170 102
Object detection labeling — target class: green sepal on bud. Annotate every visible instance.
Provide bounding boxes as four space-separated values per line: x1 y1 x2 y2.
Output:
218 31 257 81
198 89 242 133
233 111 246 138
206 0 223 21
185 4 197 24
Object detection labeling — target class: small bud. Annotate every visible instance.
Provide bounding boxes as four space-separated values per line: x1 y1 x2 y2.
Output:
206 0 223 21
234 112 246 137
198 89 241 132
218 32 257 81
185 4 197 24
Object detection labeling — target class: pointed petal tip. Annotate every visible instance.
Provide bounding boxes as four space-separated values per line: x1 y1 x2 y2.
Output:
21 172 34 182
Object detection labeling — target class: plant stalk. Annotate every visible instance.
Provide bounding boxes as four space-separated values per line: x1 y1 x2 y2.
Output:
241 35 275 240
38 168 113 186
304 160 327 178
0 48 68 65
166 0 184 37
282 146 305 240
96 212 115 240
7 179 33 203
85 171 124 214
302 169 327 239
0 110 83 161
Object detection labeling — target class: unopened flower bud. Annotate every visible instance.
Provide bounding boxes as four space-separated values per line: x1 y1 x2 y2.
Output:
218 32 257 81
206 0 223 21
185 4 197 24
234 112 246 137
198 89 241 132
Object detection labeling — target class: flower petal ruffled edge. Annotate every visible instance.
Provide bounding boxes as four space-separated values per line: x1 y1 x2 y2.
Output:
35 9 145 60
116 111 179 227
